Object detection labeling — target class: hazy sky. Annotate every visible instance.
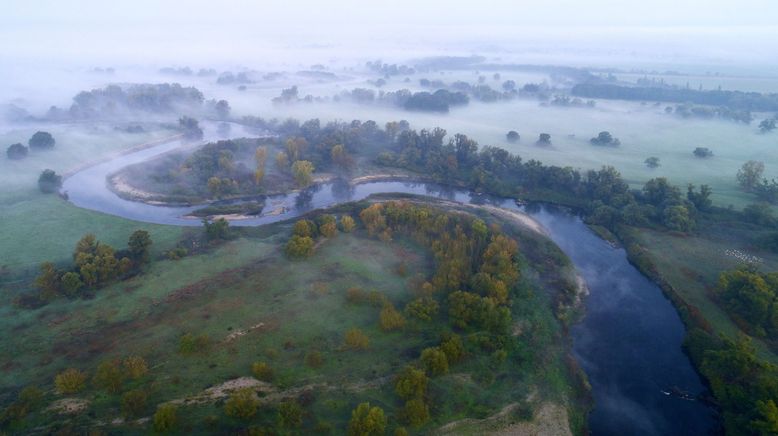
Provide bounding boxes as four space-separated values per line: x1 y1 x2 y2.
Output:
1 0 777 69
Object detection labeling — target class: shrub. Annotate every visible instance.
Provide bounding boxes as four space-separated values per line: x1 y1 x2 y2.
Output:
252 361 274 381
124 355 149 379
285 235 315 258
395 366 428 399
340 215 356 232
420 347 449 376
402 398 430 427
379 303 406 331
344 328 369 350
277 400 303 428
305 351 324 368
347 402 386 436
225 388 259 420
153 404 178 432
121 389 148 418
38 169 62 193
179 333 210 354
54 368 87 394
93 360 123 393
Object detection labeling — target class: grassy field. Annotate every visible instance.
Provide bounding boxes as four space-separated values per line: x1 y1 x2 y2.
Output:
0 122 183 284
0 203 586 434
624 218 778 364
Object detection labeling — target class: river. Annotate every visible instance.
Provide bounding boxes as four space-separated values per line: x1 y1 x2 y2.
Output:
61 122 717 435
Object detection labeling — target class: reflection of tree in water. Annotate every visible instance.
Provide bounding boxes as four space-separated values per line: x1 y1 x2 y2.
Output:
295 184 321 210
331 178 354 201
424 183 455 201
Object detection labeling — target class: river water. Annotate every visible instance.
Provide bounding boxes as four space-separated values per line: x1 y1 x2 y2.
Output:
61 123 717 435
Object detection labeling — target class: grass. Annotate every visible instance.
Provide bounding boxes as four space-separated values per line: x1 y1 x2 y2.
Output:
0 205 585 434
626 221 778 364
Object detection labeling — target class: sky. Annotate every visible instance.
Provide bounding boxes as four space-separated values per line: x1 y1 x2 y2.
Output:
1 0 777 70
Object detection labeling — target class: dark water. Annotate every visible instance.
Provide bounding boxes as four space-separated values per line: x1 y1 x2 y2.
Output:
63 131 717 435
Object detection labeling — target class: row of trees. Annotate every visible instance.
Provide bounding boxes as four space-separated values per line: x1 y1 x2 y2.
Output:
35 230 152 300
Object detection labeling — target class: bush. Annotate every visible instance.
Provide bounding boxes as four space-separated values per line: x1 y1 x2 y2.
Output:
179 333 210 354
153 403 178 432
252 361 274 381
54 368 87 394
379 303 406 331
420 347 449 376
395 366 428 399
277 401 303 428
347 402 386 436
402 398 430 427
124 356 149 379
286 235 315 258
225 388 259 420
340 215 356 232
344 328 369 350
93 360 123 393
121 389 148 418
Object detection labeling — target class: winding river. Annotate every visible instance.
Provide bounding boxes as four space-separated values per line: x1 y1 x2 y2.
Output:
62 122 717 435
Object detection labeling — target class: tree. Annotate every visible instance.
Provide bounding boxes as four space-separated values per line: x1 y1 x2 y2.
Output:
28 131 55 149
687 184 712 211
751 400 778 434
402 399 430 427
224 388 259 420
506 131 519 143
439 333 465 364
285 235 315 258
179 116 203 139
644 157 660 168
743 203 775 226
277 401 303 428
379 303 406 331
255 146 268 184
60 272 83 297
276 151 289 169
93 360 123 393
341 215 356 232
693 147 713 158
124 356 149 379
291 160 315 187
54 368 87 394
35 261 61 299
662 205 694 232
420 347 449 376
203 218 230 241
128 230 152 263
214 99 231 119
758 118 776 133
404 297 439 321
395 366 428 399
737 160 765 192
38 169 62 193
153 404 178 432
331 144 354 171
344 328 369 350
590 131 620 146
536 133 551 145
121 389 148 418
251 361 274 381
347 402 386 436
6 143 28 160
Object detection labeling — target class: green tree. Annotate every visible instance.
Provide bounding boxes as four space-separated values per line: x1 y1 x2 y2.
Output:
737 160 765 192
644 156 660 168
203 218 230 241
285 235 315 258
394 366 428 399
38 169 62 193
379 303 406 331
35 262 61 299
402 398 430 427
751 400 778 434
124 355 149 379
6 143 28 160
153 404 178 432
293 219 317 237
60 272 83 297
128 230 153 263
347 402 386 436
404 297 439 321
29 131 55 149
662 205 694 232
440 333 465 364
341 215 356 232
224 388 259 420
687 184 712 211
292 160 315 187
420 347 449 376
